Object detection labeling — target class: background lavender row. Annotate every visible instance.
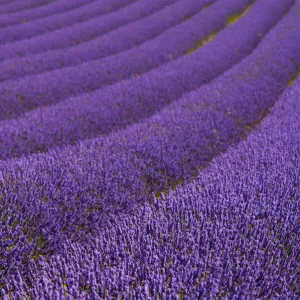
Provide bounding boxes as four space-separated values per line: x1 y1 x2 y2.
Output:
0 0 196 63
0 0 213 62
0 0 166 44
0 0 211 81
5 75 298 299
0 0 112 28
0 0 294 160
0 0 252 120
0 3 299 281
0 0 137 40
0 0 54 14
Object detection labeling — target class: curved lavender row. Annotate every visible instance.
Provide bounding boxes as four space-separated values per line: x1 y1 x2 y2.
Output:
0 0 213 64
6 77 299 299
0 0 164 45
0 3 299 280
0 0 55 15
0 0 294 160
0 0 98 28
0 0 252 120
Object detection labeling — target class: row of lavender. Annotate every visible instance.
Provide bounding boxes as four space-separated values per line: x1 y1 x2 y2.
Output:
0 0 299 297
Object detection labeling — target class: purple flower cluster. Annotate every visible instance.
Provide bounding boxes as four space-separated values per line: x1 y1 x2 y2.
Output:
0 0 299 298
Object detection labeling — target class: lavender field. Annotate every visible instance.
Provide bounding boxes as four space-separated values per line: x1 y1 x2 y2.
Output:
0 0 299 298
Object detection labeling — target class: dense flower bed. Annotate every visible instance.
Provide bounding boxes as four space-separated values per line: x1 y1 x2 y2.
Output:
0 0 299 298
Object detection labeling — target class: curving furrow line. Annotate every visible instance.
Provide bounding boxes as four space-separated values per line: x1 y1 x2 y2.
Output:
0 0 101 28
9 75 299 299
0 1 299 283
0 0 253 120
0 0 294 160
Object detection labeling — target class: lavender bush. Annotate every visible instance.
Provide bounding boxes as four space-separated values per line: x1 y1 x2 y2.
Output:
0 0 299 298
